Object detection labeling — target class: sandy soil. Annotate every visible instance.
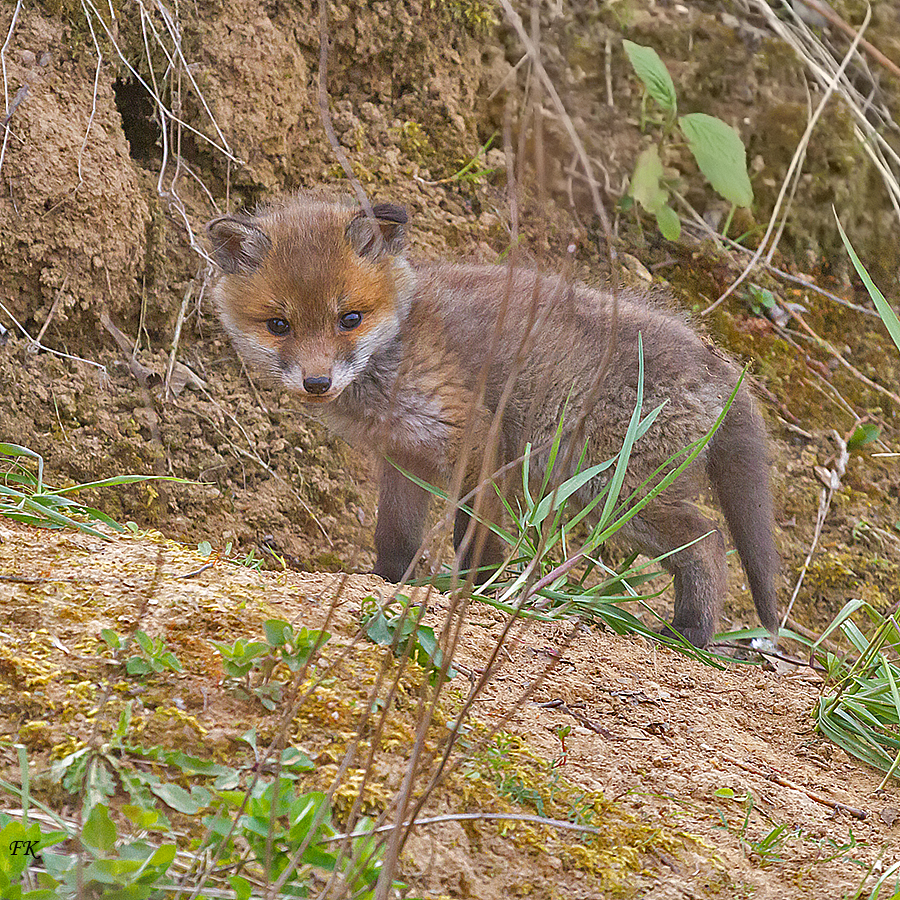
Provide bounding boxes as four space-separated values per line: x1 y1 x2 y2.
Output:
1 518 897 898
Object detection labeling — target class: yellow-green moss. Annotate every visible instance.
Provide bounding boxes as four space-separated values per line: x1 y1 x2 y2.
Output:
427 0 496 33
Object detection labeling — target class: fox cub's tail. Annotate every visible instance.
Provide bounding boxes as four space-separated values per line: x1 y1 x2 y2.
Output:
706 386 780 637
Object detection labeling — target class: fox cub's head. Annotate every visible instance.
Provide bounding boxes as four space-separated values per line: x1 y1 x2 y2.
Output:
208 199 414 402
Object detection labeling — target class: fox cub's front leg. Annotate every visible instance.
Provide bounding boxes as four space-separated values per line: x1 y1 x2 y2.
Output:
373 463 432 582
453 489 505 582
373 462 506 584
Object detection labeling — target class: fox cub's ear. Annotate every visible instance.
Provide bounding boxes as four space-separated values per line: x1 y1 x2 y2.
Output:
346 204 408 260
207 216 272 275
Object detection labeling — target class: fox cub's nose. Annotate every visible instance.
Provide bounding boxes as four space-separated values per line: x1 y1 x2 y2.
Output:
303 375 332 395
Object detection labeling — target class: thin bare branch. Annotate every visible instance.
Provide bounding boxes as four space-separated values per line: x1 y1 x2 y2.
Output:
0 0 24 177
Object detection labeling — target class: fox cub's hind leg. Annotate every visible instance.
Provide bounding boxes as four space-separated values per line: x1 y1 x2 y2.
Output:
373 462 432 583
625 501 728 648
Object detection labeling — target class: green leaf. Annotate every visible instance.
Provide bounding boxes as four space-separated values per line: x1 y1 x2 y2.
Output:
679 113 753 207
82 803 116 854
622 40 677 115
531 459 616 524
847 423 880 450
263 618 290 646
149 783 210 815
281 747 315 772
364 610 394 646
125 657 152 676
748 285 776 312
630 146 668 215
229 875 253 900
48 473 196 495
133 630 153 653
121 805 168 831
598 335 647 531
100 629 121 650
0 444 43 490
655 204 681 240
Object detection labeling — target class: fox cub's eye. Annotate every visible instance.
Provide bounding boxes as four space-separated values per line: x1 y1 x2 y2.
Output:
266 318 291 336
339 311 363 331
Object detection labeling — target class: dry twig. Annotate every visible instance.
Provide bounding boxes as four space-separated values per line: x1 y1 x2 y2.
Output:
727 755 868 819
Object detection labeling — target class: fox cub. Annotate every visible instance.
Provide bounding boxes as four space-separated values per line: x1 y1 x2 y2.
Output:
208 197 779 647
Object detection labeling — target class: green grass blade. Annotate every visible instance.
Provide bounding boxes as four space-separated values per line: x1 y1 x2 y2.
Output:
0 483 29 501
597 335 646 530
48 474 197 495
835 210 900 353
22 497 110 539
531 458 615 524
0 442 43 491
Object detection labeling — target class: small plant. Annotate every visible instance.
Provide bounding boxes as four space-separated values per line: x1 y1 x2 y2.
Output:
214 619 330 710
100 628 183 676
809 220 900 783
747 284 777 317
812 599 900 785
748 822 792 866
438 131 499 185
2 731 393 896
476 734 548 814
0 443 191 540
469 732 601 830
712 787 792 865
622 40 754 240
197 538 268 571
361 598 456 682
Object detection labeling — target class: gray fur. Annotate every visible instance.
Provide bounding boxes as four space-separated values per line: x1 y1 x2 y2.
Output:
208 197 780 647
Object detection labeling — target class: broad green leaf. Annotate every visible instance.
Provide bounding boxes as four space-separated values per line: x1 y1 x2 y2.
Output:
125 658 152 676
623 40 677 114
82 803 116 854
364 610 394 645
100 629 121 650
85 758 117 810
630 146 668 215
655 204 681 240
121 805 167 830
263 618 290 646
281 747 315 772
134 630 153 653
149 782 210 814
229 875 253 900
679 113 753 207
